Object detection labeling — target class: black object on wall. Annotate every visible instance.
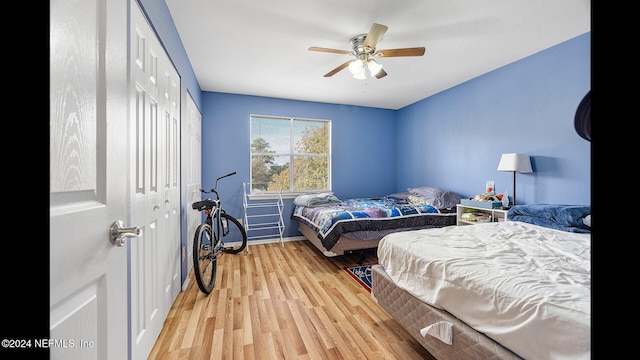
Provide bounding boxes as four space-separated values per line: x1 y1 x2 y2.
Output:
574 90 591 141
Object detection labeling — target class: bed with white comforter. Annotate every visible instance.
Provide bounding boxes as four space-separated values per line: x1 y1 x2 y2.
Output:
373 219 590 360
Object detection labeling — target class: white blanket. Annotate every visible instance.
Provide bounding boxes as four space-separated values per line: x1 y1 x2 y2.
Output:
377 221 590 360
293 192 341 207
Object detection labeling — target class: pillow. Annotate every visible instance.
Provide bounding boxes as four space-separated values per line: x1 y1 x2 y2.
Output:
407 187 461 209
583 214 591 227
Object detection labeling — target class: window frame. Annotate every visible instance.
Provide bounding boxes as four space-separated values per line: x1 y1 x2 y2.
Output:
249 114 331 199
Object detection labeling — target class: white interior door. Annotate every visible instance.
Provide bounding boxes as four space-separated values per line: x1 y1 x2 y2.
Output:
184 92 202 278
50 0 129 359
130 3 181 359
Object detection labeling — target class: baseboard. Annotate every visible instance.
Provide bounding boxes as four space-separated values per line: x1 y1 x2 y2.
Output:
222 235 306 248
246 235 306 246
181 276 190 291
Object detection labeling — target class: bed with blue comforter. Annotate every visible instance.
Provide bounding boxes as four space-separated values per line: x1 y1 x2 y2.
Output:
292 194 457 256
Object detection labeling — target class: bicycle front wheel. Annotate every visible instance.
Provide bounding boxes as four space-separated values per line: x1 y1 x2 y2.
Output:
220 213 248 254
193 223 217 294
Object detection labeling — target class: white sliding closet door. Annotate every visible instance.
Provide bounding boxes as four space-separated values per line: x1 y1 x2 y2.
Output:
129 2 181 359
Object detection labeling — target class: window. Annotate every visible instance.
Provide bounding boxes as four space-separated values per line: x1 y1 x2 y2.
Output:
250 115 331 195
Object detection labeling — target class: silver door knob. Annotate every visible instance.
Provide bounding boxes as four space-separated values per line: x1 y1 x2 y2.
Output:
109 220 142 247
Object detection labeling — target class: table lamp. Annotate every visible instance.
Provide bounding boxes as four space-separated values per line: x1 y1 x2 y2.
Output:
497 153 532 206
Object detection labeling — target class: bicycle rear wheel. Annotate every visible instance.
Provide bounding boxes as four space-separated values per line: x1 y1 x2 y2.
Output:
193 223 217 294
220 213 248 254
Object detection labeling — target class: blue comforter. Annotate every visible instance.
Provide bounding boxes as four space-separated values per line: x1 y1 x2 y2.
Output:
292 197 455 250
507 204 591 233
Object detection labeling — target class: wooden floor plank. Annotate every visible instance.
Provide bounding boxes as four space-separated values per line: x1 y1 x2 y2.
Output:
149 240 436 359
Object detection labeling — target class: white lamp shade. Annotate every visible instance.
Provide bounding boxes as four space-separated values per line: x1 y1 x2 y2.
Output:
348 59 364 75
497 153 532 173
348 59 366 79
367 60 383 77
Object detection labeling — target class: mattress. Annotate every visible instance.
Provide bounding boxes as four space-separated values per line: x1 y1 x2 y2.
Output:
376 221 591 360
292 197 456 252
371 264 521 360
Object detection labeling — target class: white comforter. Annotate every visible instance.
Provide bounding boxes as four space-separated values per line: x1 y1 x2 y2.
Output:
377 221 590 360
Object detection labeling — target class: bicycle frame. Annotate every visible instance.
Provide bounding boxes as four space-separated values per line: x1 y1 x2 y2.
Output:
202 202 230 252
197 172 235 248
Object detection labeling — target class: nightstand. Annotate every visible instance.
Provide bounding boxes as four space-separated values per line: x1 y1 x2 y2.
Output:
456 204 509 226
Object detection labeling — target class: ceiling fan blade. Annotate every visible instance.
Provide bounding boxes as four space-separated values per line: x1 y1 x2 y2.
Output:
324 61 352 77
375 47 426 57
363 23 388 50
375 69 387 79
309 46 350 55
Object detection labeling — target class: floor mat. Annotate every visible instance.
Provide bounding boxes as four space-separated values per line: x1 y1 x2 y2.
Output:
344 265 373 292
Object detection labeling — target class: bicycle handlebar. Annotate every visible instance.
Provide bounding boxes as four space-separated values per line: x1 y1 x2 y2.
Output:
219 171 236 179
199 171 237 194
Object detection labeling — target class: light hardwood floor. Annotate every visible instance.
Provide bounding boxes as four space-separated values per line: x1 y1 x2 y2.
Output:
148 240 436 359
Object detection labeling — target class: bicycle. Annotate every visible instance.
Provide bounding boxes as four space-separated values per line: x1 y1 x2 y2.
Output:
191 171 247 294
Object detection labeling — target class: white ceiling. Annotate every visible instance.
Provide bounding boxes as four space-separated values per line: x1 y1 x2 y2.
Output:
165 0 590 110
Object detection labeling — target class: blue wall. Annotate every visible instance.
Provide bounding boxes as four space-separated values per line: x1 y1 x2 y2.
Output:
201 94 397 237
397 33 591 205
200 33 590 240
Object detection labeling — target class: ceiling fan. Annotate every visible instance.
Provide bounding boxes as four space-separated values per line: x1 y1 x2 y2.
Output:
309 23 425 79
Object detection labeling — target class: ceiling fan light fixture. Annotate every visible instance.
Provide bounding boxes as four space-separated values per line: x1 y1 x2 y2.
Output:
349 59 366 79
309 23 424 80
367 59 383 77
348 59 364 75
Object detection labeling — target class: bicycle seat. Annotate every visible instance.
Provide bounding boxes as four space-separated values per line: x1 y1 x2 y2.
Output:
192 199 218 211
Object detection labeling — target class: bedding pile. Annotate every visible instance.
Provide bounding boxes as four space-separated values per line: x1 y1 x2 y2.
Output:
387 186 461 210
377 220 591 359
507 204 591 233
